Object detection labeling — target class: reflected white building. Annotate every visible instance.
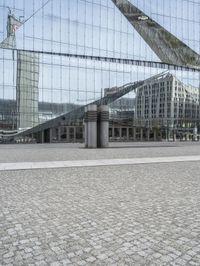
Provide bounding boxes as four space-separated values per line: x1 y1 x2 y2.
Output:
135 72 199 129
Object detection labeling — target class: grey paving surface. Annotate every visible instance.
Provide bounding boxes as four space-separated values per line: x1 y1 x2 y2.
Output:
1 161 200 265
1 155 200 171
1 141 200 163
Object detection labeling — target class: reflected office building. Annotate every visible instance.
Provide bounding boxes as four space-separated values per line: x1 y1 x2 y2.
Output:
135 72 199 140
0 0 200 142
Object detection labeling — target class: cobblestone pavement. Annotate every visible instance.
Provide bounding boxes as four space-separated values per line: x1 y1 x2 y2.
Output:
1 141 200 163
1 161 200 265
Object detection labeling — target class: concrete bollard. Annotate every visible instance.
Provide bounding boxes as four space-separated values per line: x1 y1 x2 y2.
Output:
97 105 109 148
87 104 97 148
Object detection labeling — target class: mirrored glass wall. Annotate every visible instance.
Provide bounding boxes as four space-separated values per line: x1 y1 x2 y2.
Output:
0 0 200 135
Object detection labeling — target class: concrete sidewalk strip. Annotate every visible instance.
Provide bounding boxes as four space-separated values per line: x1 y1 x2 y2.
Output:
0 155 200 171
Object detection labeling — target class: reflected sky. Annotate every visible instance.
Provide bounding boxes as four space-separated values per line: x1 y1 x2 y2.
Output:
0 0 200 103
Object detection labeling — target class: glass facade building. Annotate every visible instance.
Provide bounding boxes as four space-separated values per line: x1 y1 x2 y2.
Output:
0 0 200 135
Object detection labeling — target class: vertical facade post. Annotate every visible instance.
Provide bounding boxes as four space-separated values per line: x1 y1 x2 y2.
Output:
193 127 198 141
74 127 76 142
185 132 189 141
119 127 122 140
133 127 136 141
49 128 53 143
147 128 150 141
127 127 129 141
112 127 114 140
173 131 176 142
153 129 157 141
66 127 70 142
140 128 143 141
58 127 61 142
165 129 168 141
41 131 44 143
84 106 88 147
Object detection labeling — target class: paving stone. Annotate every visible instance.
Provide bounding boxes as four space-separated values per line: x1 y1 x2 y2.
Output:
1 143 200 265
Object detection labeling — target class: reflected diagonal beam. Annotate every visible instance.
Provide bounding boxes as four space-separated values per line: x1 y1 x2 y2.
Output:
111 0 200 69
14 71 167 137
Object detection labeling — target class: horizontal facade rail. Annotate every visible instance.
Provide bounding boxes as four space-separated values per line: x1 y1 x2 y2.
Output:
1 47 200 73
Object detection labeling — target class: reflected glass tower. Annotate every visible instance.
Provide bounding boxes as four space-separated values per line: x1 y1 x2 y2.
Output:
1 11 39 129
